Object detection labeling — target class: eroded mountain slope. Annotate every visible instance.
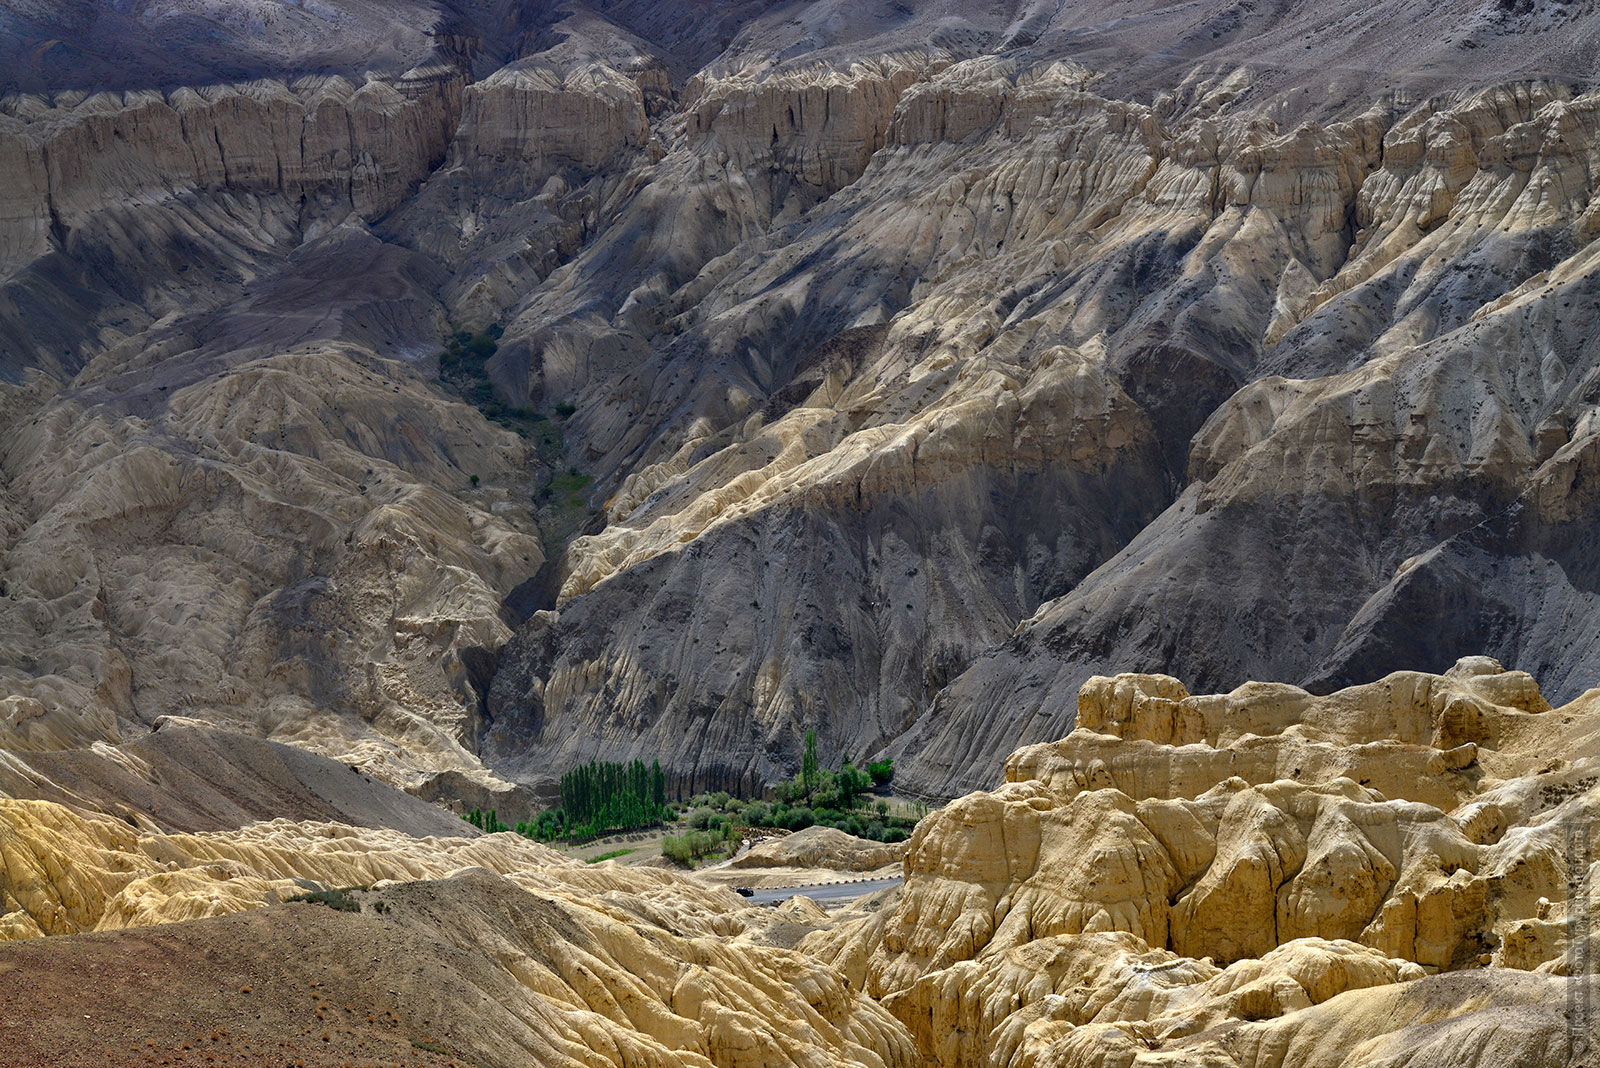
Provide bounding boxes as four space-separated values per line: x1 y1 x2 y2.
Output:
6 0 1600 803
482 50 1600 795
0 848 916 1068
0 53 544 794
0 731 915 1068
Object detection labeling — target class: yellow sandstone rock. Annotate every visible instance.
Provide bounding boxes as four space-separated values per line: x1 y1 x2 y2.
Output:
799 660 1600 1068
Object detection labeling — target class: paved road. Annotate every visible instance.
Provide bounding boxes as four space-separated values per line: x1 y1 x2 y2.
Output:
746 876 903 906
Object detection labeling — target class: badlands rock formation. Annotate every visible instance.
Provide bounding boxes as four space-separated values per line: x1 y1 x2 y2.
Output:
8 0 1600 822
467 0 1600 798
16 1 1600 1065
0 29 544 794
6 657 1600 1067
1 829 918 1068
730 825 909 874
0 724 916 1067
798 657 1600 1068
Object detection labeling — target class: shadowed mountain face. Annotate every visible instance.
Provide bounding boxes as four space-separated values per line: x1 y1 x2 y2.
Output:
6 0 1600 802
0 0 568 92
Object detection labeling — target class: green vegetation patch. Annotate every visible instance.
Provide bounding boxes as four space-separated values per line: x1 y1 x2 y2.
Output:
287 886 364 912
436 325 553 447
653 731 924 867
547 759 671 840
461 760 671 846
463 808 512 834
586 847 639 863
456 737 925 872
662 826 736 867
740 730 920 842
436 323 598 557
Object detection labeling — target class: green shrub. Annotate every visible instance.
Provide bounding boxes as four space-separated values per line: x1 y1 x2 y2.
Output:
841 763 873 805
288 886 362 912
521 809 567 841
662 830 725 866
813 782 844 810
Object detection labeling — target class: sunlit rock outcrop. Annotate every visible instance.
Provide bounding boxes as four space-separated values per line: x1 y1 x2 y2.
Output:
782 659 1600 1068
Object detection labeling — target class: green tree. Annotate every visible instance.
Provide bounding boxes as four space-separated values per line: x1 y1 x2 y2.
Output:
802 729 819 792
552 757 673 841
838 762 872 807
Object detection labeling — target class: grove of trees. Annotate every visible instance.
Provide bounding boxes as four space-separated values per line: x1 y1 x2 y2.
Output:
464 759 671 844
559 758 668 837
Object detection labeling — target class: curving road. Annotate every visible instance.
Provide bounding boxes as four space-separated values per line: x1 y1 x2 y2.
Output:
746 876 903 906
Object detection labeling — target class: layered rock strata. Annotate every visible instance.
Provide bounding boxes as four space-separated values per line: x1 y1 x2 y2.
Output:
0 805 916 1068
795 658 1600 1068
15 0 1600 813
9 656 1600 1068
